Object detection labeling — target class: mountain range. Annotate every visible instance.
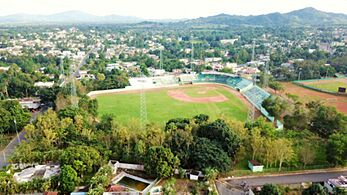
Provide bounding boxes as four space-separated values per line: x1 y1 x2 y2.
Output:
1 7 347 26
186 7 347 26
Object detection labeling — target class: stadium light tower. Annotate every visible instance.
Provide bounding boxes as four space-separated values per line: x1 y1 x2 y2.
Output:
59 57 65 84
247 74 257 124
160 48 163 70
140 72 148 131
263 50 270 88
70 65 78 108
251 40 256 62
191 42 194 72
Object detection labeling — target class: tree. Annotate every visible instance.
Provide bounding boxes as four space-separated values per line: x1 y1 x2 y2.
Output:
308 103 346 138
88 165 113 194
249 127 264 160
165 129 194 167
269 81 284 93
96 73 105 81
145 146 180 178
284 105 310 131
197 119 241 159
299 141 316 168
333 187 347 195
273 138 294 171
59 165 79 194
193 114 209 124
261 139 277 168
204 168 219 182
262 96 288 125
60 146 102 176
0 100 31 134
260 184 280 195
302 183 327 195
97 114 114 132
327 133 347 166
0 171 16 195
162 178 176 195
189 138 231 172
165 118 191 132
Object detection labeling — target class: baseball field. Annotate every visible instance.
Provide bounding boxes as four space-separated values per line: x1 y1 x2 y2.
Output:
95 84 249 126
299 78 347 93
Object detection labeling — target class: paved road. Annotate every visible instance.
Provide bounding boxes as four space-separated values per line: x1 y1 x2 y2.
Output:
226 170 347 187
0 107 48 168
76 47 98 73
0 130 26 168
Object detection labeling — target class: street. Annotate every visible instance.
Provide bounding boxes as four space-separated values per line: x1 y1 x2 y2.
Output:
226 170 347 187
0 106 48 168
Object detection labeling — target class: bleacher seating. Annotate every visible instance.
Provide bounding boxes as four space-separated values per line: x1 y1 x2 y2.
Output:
243 86 271 108
195 73 251 91
194 72 283 129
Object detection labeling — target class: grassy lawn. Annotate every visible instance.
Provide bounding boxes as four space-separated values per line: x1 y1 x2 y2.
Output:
96 85 248 127
305 81 347 92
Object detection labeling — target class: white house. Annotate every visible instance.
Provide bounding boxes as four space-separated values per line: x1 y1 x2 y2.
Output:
248 160 264 172
34 81 55 88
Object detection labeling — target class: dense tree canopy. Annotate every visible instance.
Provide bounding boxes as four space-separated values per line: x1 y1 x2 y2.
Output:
197 119 241 159
0 100 31 134
144 146 180 178
189 137 231 172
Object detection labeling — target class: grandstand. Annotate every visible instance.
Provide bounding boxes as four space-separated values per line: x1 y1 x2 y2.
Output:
194 72 283 129
178 74 196 85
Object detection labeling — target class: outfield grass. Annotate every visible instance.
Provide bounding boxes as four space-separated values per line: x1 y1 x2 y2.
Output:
96 85 248 126
304 81 347 92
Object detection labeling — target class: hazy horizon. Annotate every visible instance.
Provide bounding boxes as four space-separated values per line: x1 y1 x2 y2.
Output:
0 0 347 19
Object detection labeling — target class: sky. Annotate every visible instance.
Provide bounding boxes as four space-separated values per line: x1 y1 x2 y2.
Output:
0 0 347 19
